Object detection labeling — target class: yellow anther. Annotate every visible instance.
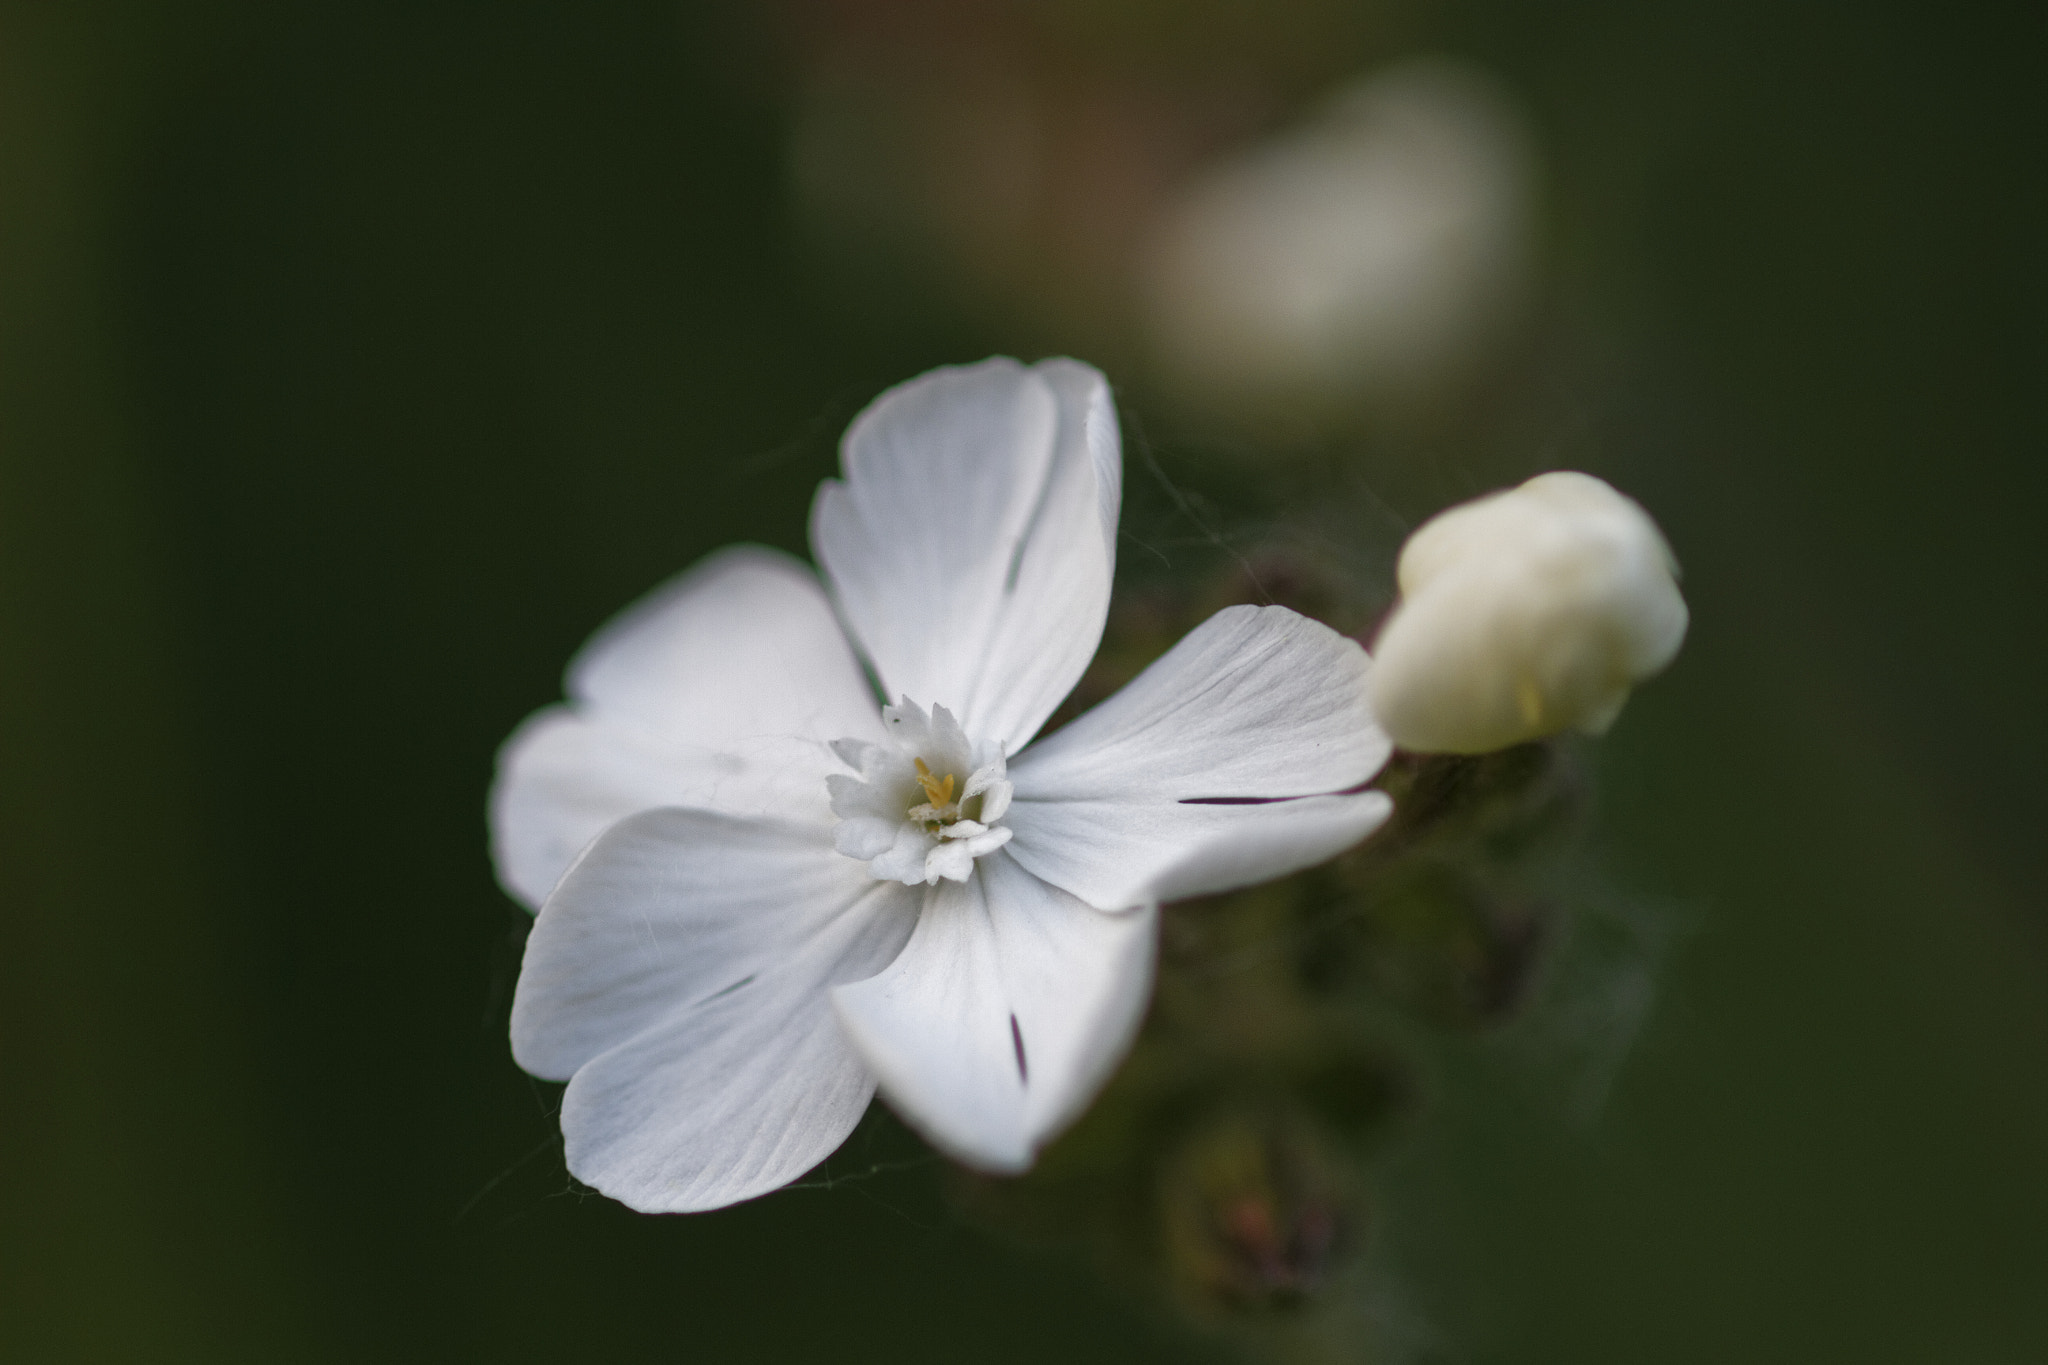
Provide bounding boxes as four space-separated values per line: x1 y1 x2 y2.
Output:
914 758 956 807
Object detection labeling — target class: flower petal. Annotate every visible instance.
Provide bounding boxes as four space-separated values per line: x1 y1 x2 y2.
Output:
810 357 1121 754
830 851 1155 1170
490 545 883 909
513 808 916 1211
492 711 841 910
1007 605 1394 908
569 544 881 744
981 853 1155 1144
831 872 1029 1171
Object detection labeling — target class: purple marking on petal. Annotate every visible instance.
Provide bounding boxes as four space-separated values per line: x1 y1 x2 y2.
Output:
1178 777 1385 806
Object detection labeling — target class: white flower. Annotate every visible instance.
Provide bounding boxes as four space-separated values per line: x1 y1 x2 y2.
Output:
490 357 1394 1212
1367 471 1688 754
1143 57 1538 416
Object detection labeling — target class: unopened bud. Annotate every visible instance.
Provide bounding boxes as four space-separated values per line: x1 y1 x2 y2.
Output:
1367 472 1688 754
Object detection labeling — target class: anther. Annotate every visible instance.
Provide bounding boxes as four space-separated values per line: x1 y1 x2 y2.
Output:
913 757 957 807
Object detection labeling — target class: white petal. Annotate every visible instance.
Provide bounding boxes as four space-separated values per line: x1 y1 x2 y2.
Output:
977 779 1013 823
832 872 1029 1170
833 816 898 860
831 851 1155 1169
958 826 1013 859
511 808 886 1081
980 853 1155 1144
829 737 885 771
512 808 916 1212
1007 605 1393 908
1012 789 1393 911
569 545 882 746
489 545 883 909
924 840 978 884
492 710 841 910
869 824 932 885
810 358 1121 754
824 773 880 821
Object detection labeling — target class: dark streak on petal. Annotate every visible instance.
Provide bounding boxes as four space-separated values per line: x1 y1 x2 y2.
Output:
703 973 756 1003
1009 1013 1029 1084
1178 777 1383 806
1003 535 1028 594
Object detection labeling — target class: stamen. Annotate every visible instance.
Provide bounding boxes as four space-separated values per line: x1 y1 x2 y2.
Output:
913 757 957 808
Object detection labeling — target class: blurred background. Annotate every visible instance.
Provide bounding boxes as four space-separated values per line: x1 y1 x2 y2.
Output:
0 1 2043 1360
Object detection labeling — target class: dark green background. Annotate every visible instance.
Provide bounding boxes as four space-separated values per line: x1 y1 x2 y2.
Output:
1 2 2041 1361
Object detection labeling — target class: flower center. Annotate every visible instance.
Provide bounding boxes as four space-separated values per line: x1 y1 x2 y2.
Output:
826 699 1015 887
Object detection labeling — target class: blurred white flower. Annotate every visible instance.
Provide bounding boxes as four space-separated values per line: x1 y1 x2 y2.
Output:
1367 471 1688 754
491 358 1393 1211
1143 57 1538 415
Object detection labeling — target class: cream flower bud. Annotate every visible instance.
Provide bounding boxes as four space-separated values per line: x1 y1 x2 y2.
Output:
1367 472 1688 754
